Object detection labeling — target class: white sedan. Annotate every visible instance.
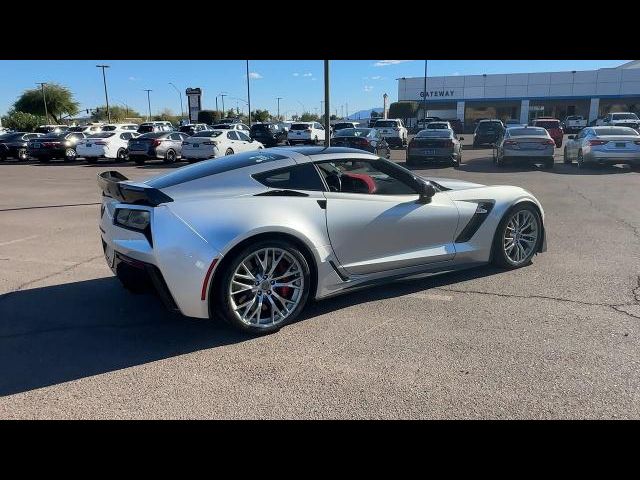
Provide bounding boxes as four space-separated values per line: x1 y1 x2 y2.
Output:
77 131 140 163
181 129 264 162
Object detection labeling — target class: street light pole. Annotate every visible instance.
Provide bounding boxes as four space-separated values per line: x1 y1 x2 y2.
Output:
169 82 184 119
423 60 428 123
96 65 111 123
220 93 227 117
277 97 282 120
246 60 252 126
144 89 152 121
36 82 48 122
324 60 330 147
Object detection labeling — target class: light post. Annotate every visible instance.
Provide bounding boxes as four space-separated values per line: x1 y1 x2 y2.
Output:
36 82 48 122
277 97 282 121
169 82 184 119
483 73 487 98
96 65 111 123
144 89 152 121
246 60 252 126
423 61 428 123
324 60 330 147
220 93 227 117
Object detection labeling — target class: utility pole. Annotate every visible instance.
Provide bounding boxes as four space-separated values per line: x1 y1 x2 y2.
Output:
324 60 330 147
220 93 227 117
144 89 152 121
423 60 428 123
96 65 111 123
36 83 48 122
277 97 282 121
169 82 184 119
246 60 252 126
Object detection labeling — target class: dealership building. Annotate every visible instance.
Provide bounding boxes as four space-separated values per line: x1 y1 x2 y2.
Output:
396 60 640 131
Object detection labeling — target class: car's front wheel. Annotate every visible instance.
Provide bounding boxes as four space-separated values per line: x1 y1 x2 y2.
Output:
563 147 571 164
215 240 311 334
64 148 77 162
492 204 542 269
17 148 28 161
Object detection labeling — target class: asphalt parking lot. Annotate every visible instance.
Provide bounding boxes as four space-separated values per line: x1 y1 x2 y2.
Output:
1 136 639 419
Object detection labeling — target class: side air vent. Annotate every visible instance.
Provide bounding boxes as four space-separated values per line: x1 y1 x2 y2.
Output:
455 201 495 243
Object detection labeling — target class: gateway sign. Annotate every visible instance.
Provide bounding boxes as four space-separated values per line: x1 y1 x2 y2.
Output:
420 90 455 98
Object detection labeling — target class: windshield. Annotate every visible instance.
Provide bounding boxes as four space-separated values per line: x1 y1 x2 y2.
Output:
509 128 547 137
335 128 371 137
477 122 502 131
611 113 639 120
593 127 639 136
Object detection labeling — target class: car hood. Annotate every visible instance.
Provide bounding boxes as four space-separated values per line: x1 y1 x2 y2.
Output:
424 177 485 191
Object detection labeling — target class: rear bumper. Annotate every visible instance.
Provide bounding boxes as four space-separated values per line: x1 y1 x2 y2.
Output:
584 150 640 164
182 147 219 159
503 147 555 157
128 148 161 159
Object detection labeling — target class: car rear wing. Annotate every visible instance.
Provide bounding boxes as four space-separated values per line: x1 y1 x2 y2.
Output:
98 171 173 206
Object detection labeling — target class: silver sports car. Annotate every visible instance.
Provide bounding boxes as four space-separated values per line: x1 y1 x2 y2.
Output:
98 147 547 334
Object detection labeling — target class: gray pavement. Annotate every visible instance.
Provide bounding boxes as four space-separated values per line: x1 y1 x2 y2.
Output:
1 136 639 419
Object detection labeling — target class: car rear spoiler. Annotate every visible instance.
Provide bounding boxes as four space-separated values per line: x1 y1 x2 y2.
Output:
98 171 173 206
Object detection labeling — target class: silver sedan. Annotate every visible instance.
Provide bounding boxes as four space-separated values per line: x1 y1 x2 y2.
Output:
98 147 546 334
493 127 555 169
563 126 640 169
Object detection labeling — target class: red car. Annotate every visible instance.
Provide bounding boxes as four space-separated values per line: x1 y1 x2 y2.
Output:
533 118 563 147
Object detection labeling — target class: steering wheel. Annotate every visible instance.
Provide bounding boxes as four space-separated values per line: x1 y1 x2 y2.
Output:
325 172 342 192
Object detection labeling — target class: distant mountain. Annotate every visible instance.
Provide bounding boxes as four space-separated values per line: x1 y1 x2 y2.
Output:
346 108 384 120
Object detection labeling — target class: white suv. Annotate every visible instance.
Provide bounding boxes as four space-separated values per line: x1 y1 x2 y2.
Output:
372 118 408 148
287 122 326 145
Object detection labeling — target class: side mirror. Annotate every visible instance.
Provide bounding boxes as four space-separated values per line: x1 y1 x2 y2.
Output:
568 135 575 140
417 180 436 204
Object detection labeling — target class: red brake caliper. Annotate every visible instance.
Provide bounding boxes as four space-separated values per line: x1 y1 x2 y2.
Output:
274 261 291 299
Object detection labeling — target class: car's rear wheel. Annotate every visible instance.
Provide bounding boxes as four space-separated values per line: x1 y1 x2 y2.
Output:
225 148 234 155
17 148 28 161
492 204 541 269
215 240 311 334
563 147 571 164
577 150 587 169
164 149 177 163
116 148 127 162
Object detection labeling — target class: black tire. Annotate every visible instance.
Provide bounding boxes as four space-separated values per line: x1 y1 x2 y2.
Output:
577 150 587 169
492 203 542 269
496 154 505 167
225 148 234 156
563 147 571 164
116 148 128 162
214 239 312 335
164 149 177 163
85 157 98 164
64 148 77 162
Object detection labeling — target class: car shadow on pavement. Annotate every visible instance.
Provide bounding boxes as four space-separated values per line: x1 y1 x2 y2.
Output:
0 277 251 397
0 264 508 396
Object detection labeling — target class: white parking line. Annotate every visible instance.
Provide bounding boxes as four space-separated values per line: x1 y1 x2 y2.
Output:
404 292 453 302
0 235 40 247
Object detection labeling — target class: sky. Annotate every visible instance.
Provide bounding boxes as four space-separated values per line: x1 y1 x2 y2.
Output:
0 60 629 120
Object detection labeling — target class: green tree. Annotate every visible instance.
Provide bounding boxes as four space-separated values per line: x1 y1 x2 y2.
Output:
198 110 222 124
91 105 142 122
13 83 79 123
153 108 181 124
226 109 236 119
388 102 417 122
300 112 319 122
329 114 337 121
252 109 271 122
1 110 46 132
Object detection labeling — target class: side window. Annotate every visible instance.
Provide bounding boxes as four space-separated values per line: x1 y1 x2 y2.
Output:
227 131 239 140
120 133 131 140
237 131 251 142
253 163 325 191
316 123 324 130
316 159 417 195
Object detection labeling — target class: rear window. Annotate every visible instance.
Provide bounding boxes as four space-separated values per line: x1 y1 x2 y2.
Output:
290 123 311 130
508 128 547 137
212 124 233 129
137 125 155 133
611 113 639 120
593 127 639 136
40 134 66 140
191 131 223 138
477 121 503 130
138 132 166 139
566 116 582 121
89 132 116 138
426 123 450 129
333 123 355 130
147 151 289 189
251 124 274 131
335 128 371 137
374 120 397 128
534 121 560 129
416 130 452 138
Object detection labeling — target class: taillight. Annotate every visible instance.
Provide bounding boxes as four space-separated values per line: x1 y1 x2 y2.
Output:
203 141 217 146
442 140 453 147
182 141 189 146
588 139 608 146
634 141 640 145
543 139 556 146
152 139 162 147
355 138 369 146
504 140 517 145
306 128 312 132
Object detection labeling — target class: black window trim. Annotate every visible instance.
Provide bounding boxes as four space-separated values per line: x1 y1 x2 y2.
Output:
252 163 327 192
